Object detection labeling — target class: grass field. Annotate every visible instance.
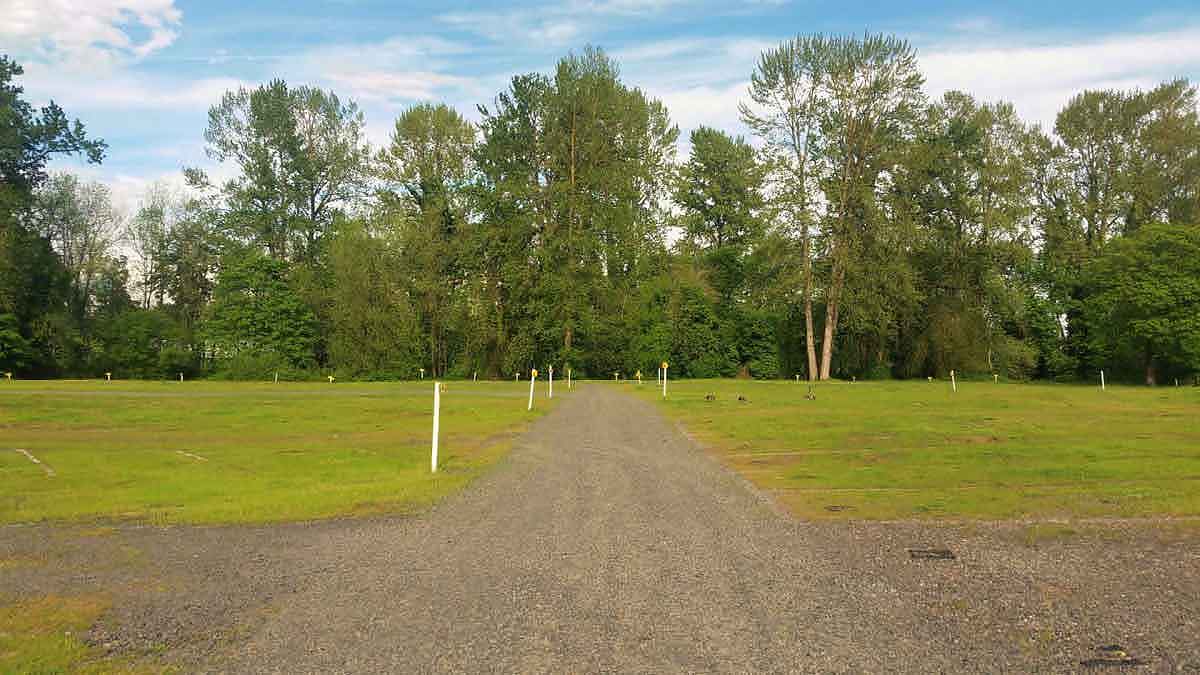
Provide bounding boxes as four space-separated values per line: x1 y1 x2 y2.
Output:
0 379 555 525
640 378 1200 520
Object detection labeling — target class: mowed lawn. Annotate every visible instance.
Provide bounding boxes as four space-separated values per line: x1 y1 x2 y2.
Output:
642 379 1200 520
0 379 555 525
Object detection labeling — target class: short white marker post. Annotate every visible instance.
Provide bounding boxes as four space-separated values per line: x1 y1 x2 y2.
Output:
106 372 112 382
179 372 184 382
528 369 538 411
795 374 799 383
431 381 440 473
473 371 477 382
4 372 11 381
567 368 572 390
950 369 957 393
420 368 425 380
515 372 519 382
548 365 554 399
661 361 668 398
1100 370 1106 391
993 373 998 383
637 370 642 385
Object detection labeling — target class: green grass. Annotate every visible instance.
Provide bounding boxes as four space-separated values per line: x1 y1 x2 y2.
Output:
640 378 1200 520
0 379 555 525
0 594 160 674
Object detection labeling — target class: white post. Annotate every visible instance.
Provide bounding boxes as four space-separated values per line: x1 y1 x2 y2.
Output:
528 369 537 411
515 372 519 382
950 369 957 393
661 362 668 398
431 381 440 473
568 368 572 390
993 374 998 383
274 371 278 383
106 372 112 382
1101 370 1106 391
420 368 425 380
548 365 554 399
473 371 477 382
795 374 799 383
179 372 184 382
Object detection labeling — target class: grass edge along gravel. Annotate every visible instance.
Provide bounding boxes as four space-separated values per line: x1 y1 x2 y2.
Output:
0 380 558 526
637 378 1200 521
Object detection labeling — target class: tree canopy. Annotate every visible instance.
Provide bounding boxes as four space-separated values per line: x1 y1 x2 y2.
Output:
2 40 1198 385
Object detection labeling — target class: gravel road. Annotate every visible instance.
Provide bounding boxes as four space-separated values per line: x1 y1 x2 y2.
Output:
3 384 1198 672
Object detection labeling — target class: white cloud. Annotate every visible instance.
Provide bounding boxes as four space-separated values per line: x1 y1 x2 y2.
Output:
438 0 691 47
21 62 247 110
656 81 749 136
921 26 1200 129
1 0 182 70
298 35 487 106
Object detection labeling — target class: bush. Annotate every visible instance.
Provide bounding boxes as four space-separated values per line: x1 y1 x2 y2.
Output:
211 351 318 381
997 336 1039 381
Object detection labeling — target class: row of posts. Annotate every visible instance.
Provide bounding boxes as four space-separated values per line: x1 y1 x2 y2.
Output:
431 361 669 473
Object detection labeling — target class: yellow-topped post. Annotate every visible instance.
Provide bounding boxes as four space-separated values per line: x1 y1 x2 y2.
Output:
528 368 538 410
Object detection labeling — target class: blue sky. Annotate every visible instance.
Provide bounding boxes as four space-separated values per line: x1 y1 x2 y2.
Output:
6 0 1200 210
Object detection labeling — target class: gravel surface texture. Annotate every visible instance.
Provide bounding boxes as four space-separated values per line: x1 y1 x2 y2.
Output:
2 385 1198 673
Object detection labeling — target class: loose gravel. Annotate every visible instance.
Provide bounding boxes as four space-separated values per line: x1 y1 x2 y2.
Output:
2 385 1198 673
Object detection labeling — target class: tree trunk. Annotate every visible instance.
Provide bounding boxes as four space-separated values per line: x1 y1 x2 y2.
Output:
802 224 818 382
1145 355 1157 386
819 262 845 380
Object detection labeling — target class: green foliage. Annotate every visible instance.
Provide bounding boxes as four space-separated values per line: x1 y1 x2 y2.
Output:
994 336 1039 381
90 308 177 378
378 103 476 377
204 250 317 370
472 46 678 377
197 79 369 263
0 57 105 195
0 56 104 376
1084 222 1200 383
327 222 422 378
4 47 1200 386
676 127 765 256
0 312 30 371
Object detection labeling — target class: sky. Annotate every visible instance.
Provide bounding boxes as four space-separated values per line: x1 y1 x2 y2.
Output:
5 0 1200 213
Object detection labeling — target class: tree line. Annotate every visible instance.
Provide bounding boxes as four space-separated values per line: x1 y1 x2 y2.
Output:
2 35 1199 384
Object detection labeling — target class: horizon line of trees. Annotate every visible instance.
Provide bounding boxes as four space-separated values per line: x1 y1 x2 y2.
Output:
3 35 1199 385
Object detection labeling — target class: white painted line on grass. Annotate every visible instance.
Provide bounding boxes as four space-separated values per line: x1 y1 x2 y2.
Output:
176 450 209 462
14 448 55 476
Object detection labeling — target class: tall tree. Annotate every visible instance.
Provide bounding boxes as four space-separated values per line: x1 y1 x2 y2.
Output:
377 103 476 377
740 37 827 380
327 220 422 378
1084 222 1200 385
476 47 677 376
203 250 317 369
892 92 1036 377
675 126 766 302
0 56 104 374
198 80 370 264
31 174 122 326
816 33 925 380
